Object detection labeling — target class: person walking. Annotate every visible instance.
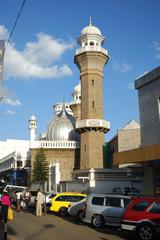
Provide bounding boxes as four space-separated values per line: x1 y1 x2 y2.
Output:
24 188 31 211
1 191 11 222
36 189 44 216
16 190 22 212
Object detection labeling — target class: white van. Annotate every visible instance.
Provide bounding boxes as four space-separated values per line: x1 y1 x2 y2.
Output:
4 185 28 192
82 193 132 228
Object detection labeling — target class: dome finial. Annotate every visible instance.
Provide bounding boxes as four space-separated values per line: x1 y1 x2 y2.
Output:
89 16 92 26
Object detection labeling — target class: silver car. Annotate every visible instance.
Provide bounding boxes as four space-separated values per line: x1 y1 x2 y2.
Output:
82 194 131 228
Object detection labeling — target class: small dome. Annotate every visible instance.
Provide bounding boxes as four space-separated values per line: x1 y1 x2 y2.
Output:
47 105 79 141
30 115 36 121
81 25 101 36
74 83 81 93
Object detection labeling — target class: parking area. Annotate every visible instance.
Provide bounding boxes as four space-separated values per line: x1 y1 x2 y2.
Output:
0 209 137 240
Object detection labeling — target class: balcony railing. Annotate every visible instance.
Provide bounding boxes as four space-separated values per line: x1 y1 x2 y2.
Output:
76 119 110 132
76 46 108 56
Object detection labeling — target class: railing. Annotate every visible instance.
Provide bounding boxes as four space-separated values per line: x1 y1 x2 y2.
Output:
31 140 80 149
76 46 108 56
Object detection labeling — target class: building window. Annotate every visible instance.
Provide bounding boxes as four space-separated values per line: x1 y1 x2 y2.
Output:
90 42 94 46
158 97 160 120
92 79 94 86
92 101 95 108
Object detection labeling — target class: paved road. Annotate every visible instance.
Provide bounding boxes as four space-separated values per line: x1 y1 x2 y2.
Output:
1 209 135 240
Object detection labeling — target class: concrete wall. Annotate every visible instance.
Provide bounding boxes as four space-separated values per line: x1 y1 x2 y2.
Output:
143 165 154 195
59 179 143 195
135 67 160 146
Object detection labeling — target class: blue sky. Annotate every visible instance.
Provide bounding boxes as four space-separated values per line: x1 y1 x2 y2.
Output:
0 0 160 141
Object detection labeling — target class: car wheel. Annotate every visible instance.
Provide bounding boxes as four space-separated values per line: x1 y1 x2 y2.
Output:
137 223 156 240
91 215 104 228
76 210 84 221
59 207 68 217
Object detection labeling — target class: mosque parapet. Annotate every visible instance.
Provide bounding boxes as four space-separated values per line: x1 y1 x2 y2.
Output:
76 119 110 133
76 46 108 56
30 140 80 149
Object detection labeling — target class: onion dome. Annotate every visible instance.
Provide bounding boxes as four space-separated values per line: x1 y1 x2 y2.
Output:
77 18 105 49
74 83 81 93
30 114 36 121
47 104 79 141
81 25 101 36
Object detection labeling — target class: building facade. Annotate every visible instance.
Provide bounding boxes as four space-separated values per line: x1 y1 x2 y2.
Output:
108 119 141 168
114 66 160 195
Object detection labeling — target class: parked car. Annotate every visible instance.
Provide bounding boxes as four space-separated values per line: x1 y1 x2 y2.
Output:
45 192 56 204
28 190 37 208
68 197 86 220
28 191 56 208
112 186 141 196
121 196 160 240
49 192 87 216
4 185 28 193
82 193 132 228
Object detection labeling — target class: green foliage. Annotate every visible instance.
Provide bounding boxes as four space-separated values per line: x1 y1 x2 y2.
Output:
33 148 49 182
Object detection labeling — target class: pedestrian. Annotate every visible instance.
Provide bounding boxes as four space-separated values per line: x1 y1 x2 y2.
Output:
1 191 11 222
24 188 31 211
16 190 22 212
36 189 45 217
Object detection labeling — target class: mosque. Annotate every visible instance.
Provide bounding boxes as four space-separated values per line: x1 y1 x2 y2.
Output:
0 21 111 192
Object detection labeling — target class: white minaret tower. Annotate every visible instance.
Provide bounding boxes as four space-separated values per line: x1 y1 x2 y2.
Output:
28 114 37 148
70 82 81 120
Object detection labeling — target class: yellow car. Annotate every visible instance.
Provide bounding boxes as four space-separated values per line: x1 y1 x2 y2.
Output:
49 192 87 216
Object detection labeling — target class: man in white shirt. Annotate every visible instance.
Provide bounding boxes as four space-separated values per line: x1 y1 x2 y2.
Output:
36 189 44 216
24 188 31 211
16 190 22 212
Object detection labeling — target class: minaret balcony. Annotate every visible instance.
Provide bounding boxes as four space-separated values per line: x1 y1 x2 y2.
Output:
76 119 110 133
75 46 108 56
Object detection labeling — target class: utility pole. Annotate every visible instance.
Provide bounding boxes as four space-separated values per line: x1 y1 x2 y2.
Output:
0 40 5 102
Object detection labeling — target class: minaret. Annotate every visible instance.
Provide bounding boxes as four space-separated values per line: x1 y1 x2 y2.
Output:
28 114 37 148
70 83 81 120
74 20 110 169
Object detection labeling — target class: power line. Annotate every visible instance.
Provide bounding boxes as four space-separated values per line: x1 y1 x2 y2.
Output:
0 0 27 63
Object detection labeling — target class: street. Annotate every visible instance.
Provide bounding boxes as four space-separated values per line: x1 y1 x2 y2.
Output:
0 209 135 240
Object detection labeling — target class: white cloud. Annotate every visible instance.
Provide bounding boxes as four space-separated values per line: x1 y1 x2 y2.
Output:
112 59 132 73
0 25 9 40
2 87 22 106
3 110 15 115
151 41 160 59
0 25 73 79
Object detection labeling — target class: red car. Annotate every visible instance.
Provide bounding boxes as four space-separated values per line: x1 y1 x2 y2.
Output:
121 196 160 240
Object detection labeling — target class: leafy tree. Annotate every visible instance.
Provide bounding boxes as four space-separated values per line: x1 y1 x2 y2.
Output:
33 148 49 184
